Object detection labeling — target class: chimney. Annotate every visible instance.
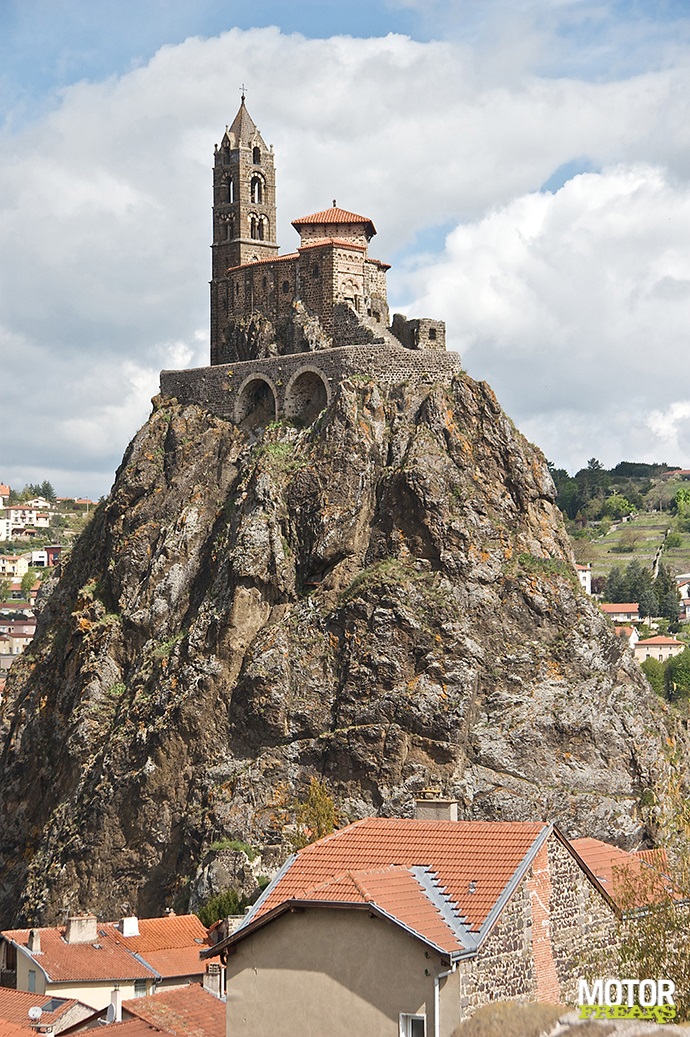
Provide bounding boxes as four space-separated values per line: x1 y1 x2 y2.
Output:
27 929 41 954
64 915 98 944
203 963 224 999
108 987 123 1024
414 790 458 822
119 916 139 938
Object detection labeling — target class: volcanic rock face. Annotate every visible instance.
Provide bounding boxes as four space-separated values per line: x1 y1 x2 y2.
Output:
0 372 674 924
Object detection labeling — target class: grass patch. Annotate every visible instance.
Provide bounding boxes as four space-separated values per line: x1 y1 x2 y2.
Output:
339 557 414 603
153 632 185 660
518 553 576 584
209 838 258 861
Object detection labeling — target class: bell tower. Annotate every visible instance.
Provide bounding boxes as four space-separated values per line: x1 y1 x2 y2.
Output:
210 95 279 359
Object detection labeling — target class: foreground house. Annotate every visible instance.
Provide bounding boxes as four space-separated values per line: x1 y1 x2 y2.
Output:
0 915 208 1011
203 817 620 1037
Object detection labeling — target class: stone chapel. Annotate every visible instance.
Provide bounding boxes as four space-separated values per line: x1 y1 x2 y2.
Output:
161 96 460 427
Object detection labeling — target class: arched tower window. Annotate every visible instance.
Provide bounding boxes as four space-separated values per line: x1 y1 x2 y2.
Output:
250 215 258 240
250 176 263 204
226 178 234 203
258 215 269 241
252 146 261 164
225 217 234 241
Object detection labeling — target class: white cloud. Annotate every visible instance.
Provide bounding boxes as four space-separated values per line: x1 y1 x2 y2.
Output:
1 25 690 494
398 163 690 469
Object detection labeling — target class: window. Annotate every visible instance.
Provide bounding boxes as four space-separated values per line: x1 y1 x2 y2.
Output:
312 263 321 279
428 327 437 340
134 980 147 997
226 178 234 204
250 176 263 203
250 216 258 239
400 1015 426 1037
282 280 291 294
252 146 261 164
28 970 36 993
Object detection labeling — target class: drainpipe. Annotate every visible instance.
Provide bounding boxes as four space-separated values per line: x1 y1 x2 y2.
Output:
434 962 457 1037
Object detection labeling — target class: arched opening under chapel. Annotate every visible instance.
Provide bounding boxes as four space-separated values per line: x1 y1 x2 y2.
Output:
236 377 277 427
284 370 329 425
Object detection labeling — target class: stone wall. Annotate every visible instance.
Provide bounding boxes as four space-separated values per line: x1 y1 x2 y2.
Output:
548 836 618 1001
160 345 463 425
456 832 619 1021
392 314 447 352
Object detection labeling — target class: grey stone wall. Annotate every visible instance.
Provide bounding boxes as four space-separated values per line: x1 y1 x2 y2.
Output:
548 837 618 1001
160 345 463 425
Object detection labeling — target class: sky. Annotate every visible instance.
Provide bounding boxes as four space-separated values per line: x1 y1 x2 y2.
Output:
1 0 690 498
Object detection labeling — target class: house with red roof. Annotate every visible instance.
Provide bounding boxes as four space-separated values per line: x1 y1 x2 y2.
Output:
0 914 209 1012
600 602 639 623
633 635 686 664
0 987 97 1034
574 563 591 595
202 815 620 1036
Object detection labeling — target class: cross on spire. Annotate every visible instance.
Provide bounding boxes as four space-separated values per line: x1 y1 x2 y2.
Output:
240 84 247 102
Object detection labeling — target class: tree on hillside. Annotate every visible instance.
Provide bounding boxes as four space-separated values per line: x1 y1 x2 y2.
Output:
20 568 40 600
603 494 634 520
655 563 681 624
666 648 690 702
641 657 665 696
605 560 659 617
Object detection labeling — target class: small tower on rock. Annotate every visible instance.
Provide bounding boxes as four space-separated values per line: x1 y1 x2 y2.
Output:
211 94 278 359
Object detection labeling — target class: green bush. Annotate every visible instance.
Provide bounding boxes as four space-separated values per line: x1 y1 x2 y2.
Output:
197 888 245 927
641 657 665 696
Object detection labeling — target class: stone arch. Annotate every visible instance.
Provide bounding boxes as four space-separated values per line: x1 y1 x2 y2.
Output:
284 367 330 425
235 374 278 427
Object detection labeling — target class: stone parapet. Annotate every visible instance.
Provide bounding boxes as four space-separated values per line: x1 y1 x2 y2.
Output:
160 345 463 425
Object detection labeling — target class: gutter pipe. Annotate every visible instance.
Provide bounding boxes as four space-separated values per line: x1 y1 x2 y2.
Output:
434 961 457 1037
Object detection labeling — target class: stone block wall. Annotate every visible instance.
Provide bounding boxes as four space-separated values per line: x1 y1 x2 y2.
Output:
392 314 447 352
160 344 463 426
548 836 618 1000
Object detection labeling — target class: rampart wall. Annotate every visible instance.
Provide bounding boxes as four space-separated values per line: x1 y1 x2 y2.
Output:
160 345 463 425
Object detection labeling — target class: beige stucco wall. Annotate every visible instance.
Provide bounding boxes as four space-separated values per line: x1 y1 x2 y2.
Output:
15 949 153 1009
225 907 455 1037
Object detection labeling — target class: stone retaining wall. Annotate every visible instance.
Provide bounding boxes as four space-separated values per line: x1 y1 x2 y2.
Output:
160 344 463 425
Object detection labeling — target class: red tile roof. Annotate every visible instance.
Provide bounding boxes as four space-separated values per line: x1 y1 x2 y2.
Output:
105 915 208 979
122 985 225 1037
101 1021 163 1037
636 635 684 646
600 602 639 612
209 819 552 957
2 926 156 983
0 1020 34 1037
292 207 376 237
111 915 207 954
571 837 672 907
0 989 83 1028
